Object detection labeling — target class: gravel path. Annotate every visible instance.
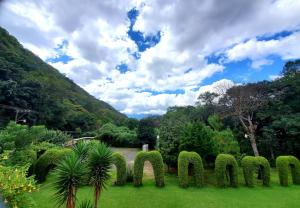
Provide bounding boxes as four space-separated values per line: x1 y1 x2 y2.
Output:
112 147 154 176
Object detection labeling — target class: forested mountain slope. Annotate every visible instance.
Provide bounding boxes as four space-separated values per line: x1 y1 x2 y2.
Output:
0 27 127 132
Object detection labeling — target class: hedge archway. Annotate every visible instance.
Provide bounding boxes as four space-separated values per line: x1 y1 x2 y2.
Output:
178 151 204 188
215 154 238 187
241 156 270 187
133 151 164 187
112 152 127 185
34 148 72 182
276 156 300 186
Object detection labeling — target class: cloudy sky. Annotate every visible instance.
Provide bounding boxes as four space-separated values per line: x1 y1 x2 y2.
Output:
1 0 300 118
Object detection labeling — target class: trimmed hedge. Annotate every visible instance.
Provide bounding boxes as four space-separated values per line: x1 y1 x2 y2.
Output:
112 152 127 185
34 148 72 182
133 151 164 187
215 154 238 187
178 151 204 188
241 156 270 187
276 156 300 186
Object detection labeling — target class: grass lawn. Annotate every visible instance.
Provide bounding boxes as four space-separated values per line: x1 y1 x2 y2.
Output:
30 168 300 208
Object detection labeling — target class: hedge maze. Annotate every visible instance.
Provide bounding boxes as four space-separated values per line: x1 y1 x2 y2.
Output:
215 154 238 187
112 152 127 185
276 156 300 186
178 151 204 188
133 151 165 187
241 156 270 187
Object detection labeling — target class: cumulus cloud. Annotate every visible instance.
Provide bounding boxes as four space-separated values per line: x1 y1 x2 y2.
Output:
1 0 300 115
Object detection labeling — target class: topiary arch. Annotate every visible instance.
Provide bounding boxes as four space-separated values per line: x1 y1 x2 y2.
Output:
112 152 127 185
241 156 270 187
276 156 300 186
178 151 204 188
215 154 238 188
133 151 164 187
34 148 72 182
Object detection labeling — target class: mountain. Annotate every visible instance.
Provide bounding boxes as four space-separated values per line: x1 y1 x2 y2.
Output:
0 27 127 132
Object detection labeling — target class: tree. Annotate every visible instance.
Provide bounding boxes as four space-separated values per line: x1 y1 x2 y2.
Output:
53 153 87 208
282 59 300 76
218 83 268 156
88 142 113 208
137 117 157 148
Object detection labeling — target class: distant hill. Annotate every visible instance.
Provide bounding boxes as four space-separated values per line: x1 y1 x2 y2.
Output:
0 27 127 132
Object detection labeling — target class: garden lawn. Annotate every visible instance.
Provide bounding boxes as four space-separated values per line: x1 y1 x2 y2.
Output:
30 169 300 208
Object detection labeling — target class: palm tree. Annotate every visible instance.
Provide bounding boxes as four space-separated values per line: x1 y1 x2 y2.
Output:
53 153 87 208
88 142 113 208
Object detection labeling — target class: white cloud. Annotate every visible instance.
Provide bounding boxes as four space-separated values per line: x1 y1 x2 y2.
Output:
1 0 300 115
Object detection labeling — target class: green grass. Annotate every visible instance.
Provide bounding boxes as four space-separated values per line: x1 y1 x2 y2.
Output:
30 169 300 208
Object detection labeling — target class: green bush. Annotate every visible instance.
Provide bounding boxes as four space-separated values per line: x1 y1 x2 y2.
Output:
178 151 204 188
34 148 72 182
133 151 164 187
9 149 37 166
241 156 270 187
112 152 127 185
39 130 71 145
276 156 300 186
215 154 238 188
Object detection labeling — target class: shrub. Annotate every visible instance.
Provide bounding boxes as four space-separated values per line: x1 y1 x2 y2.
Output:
34 148 72 182
126 164 134 182
40 130 71 145
241 156 270 187
9 149 37 166
215 154 238 187
276 156 300 186
112 152 127 185
133 151 164 187
178 151 204 188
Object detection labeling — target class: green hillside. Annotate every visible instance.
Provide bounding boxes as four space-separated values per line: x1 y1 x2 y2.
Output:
0 27 127 132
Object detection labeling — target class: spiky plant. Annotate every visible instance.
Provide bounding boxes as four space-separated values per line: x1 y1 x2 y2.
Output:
78 200 93 208
53 153 87 208
73 141 90 161
88 142 113 208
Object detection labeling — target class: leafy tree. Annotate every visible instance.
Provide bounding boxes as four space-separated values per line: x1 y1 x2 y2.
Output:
137 117 157 148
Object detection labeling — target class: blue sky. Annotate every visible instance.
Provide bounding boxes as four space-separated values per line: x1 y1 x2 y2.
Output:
1 0 300 118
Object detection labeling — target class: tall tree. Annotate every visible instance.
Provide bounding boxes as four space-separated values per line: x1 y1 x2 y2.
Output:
218 83 268 156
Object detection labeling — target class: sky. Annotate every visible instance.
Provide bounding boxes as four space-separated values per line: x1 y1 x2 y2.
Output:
0 0 300 118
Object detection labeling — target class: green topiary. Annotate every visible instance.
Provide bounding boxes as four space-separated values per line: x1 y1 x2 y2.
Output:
133 151 164 187
215 154 238 188
276 156 300 186
178 151 204 188
34 148 72 182
112 152 127 185
241 156 270 187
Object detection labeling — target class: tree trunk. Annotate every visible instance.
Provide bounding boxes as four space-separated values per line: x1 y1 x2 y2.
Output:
94 187 101 208
249 134 259 156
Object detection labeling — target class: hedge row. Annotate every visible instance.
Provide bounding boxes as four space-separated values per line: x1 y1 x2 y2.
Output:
34 148 73 182
178 151 204 188
241 156 270 187
133 151 165 187
215 154 238 187
112 152 127 185
276 156 300 186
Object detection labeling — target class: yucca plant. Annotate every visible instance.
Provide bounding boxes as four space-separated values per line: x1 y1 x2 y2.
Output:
53 153 87 208
78 200 93 208
88 142 113 208
73 141 90 161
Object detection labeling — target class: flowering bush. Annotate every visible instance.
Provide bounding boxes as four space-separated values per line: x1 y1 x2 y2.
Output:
0 165 37 208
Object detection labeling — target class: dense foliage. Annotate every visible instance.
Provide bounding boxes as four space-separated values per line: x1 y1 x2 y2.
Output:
276 156 300 186
241 156 270 187
137 117 159 149
178 151 204 188
112 152 127 185
0 27 127 132
96 123 138 147
133 151 165 187
215 154 239 188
